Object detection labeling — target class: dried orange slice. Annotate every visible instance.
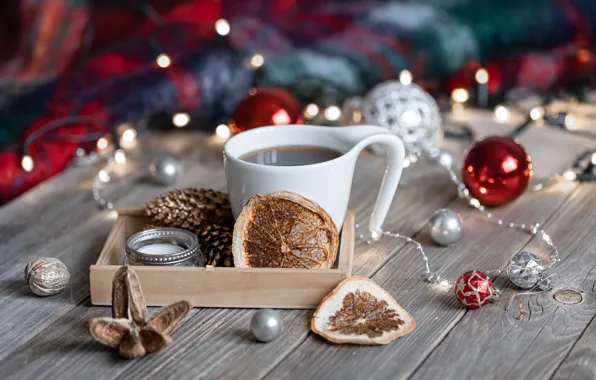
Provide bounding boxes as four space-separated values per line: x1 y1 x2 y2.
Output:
232 191 339 269
311 276 415 345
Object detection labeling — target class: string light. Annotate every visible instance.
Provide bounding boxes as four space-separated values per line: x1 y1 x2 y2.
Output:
21 155 34 172
172 112 190 128
494 105 510 122
97 137 109 150
114 149 126 164
215 124 231 139
156 54 171 68
475 68 489 84
563 170 577 181
564 114 575 128
121 128 137 143
304 104 319 118
399 70 413 86
98 169 110 183
530 107 544 121
324 106 341 121
403 157 411 168
451 88 469 104
215 19 230 36
250 54 264 68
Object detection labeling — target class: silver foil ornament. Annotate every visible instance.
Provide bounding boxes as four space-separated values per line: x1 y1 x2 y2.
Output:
507 251 544 289
428 209 462 246
363 81 441 156
250 309 282 343
149 155 182 185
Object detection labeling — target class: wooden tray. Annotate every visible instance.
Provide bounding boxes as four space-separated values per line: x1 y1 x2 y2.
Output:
90 207 354 309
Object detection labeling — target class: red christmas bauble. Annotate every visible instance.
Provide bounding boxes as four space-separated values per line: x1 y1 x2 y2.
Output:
230 87 303 134
462 137 532 206
454 270 494 309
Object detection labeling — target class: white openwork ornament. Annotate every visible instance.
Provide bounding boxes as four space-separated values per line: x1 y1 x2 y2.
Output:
363 80 441 156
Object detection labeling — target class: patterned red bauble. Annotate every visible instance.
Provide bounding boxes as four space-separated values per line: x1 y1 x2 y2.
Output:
230 87 303 134
462 137 532 206
454 270 494 309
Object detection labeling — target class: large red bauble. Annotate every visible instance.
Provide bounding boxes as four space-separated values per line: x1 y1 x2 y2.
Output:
462 137 532 206
230 87 303 134
454 270 494 309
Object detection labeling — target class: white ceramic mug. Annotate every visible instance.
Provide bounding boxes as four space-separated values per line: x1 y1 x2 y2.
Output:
223 125 405 232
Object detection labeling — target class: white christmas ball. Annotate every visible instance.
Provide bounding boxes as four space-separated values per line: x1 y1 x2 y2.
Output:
149 155 182 185
363 81 441 156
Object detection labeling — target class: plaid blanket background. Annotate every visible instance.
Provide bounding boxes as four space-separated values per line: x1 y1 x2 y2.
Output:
1 0 595 204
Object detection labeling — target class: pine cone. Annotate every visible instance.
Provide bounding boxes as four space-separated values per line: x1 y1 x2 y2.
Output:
200 225 233 267
145 188 234 233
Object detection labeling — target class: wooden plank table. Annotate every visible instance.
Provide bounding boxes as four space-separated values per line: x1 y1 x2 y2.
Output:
1 107 596 379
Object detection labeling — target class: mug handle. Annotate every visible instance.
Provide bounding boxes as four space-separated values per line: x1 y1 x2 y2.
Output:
351 133 405 235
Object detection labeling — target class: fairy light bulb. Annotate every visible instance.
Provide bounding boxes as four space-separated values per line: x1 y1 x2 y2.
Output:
403 157 411 168
564 114 575 129
114 149 126 165
215 124 231 139
96 137 109 150
475 68 489 84
494 105 510 122
324 106 341 121
215 19 230 36
591 153 596 165
21 155 34 172
563 170 576 181
304 104 319 118
121 128 137 143
399 70 413 85
172 112 190 128
530 107 544 121
250 54 264 68
451 88 469 104
156 54 171 68
98 169 110 183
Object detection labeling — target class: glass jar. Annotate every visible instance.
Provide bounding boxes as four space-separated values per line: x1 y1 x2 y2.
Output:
125 228 202 267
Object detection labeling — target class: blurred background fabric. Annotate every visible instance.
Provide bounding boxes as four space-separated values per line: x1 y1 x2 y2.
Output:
1 0 595 204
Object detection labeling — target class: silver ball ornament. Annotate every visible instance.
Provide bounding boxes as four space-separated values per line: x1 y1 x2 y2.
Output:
25 258 70 296
250 309 282 343
363 81 441 156
506 251 544 289
428 209 462 246
149 155 182 185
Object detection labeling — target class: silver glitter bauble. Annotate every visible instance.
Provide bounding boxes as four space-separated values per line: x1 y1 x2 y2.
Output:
363 81 441 156
25 258 70 296
507 251 544 289
149 155 182 185
428 209 462 246
250 309 282 343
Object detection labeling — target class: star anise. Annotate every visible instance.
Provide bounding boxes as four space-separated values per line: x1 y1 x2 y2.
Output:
86 265 191 359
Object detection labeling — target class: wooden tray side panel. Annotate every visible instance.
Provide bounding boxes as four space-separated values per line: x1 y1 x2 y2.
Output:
90 266 346 309
90 209 355 309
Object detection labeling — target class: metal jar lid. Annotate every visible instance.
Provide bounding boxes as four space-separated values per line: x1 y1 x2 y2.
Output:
125 228 201 265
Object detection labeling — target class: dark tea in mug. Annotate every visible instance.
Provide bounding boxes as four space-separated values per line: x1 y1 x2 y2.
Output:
239 146 342 166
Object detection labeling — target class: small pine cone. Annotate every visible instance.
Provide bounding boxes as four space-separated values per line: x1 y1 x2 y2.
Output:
200 225 234 267
145 188 234 233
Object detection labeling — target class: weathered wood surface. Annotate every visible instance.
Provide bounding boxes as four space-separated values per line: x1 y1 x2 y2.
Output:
0 110 595 380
